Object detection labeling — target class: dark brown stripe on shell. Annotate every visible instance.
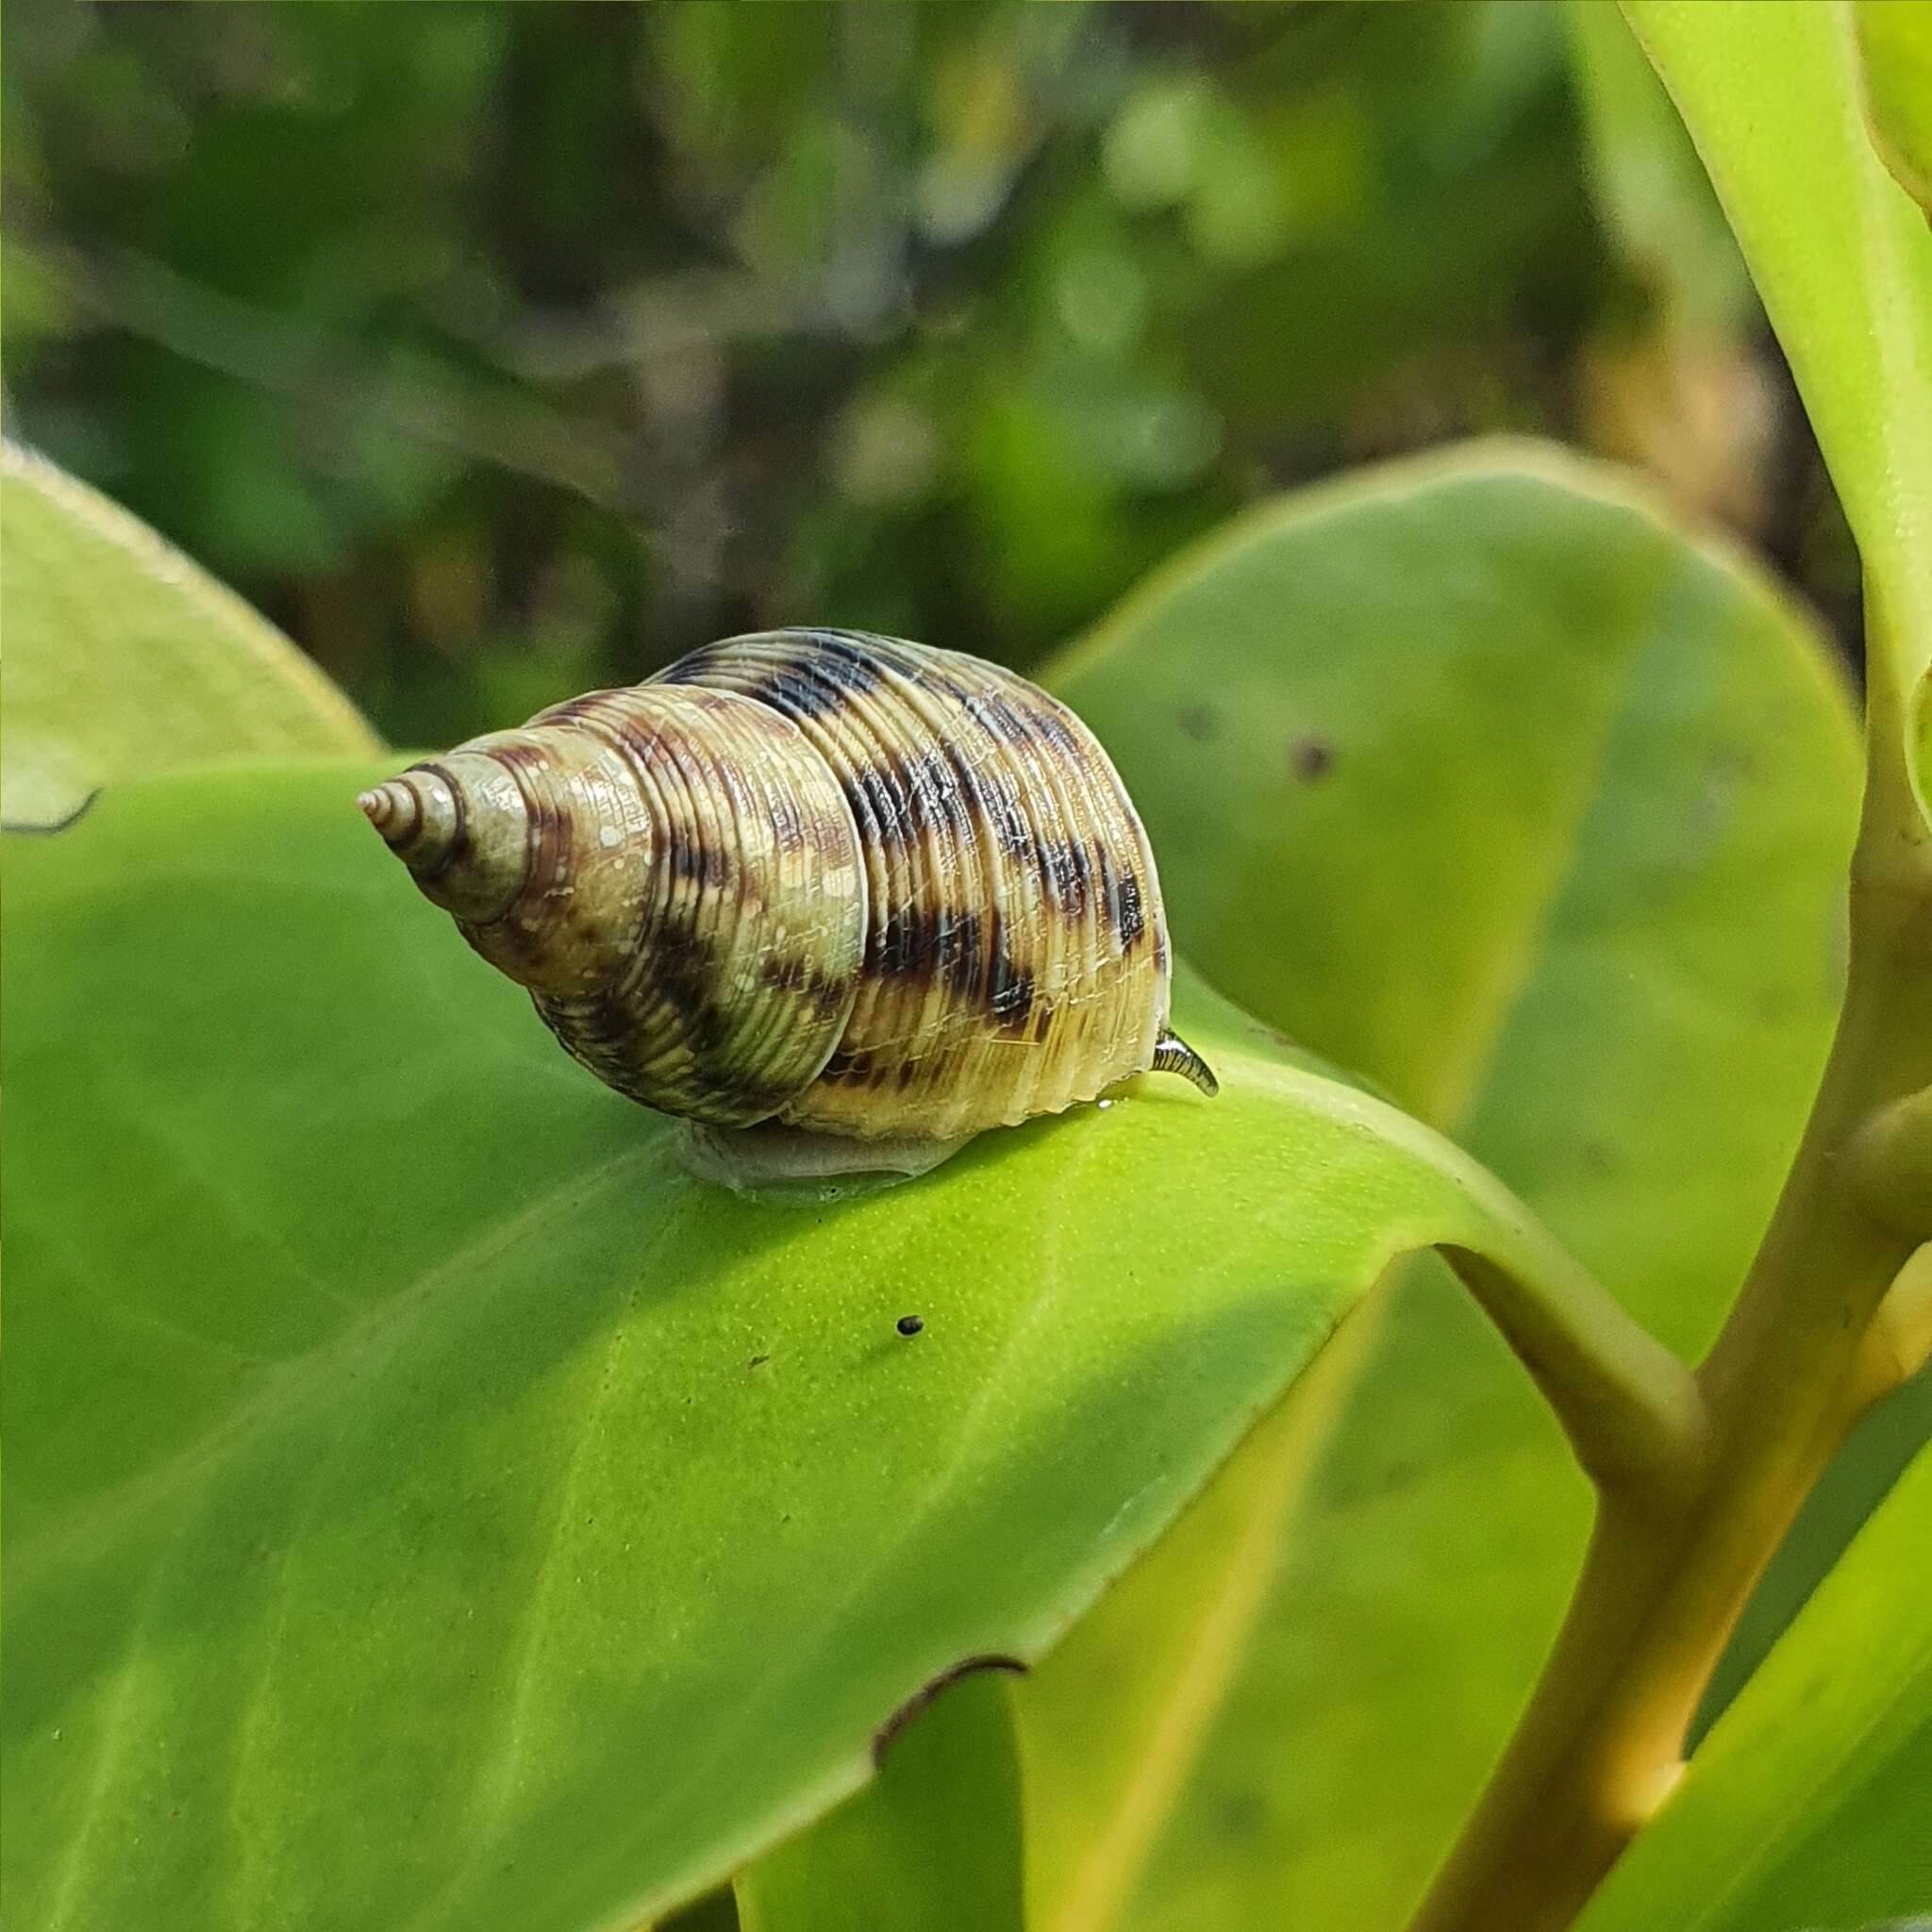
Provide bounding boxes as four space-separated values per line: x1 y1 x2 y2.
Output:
412 761 470 883
759 954 852 1023
742 637 884 719
1092 842 1117 936
491 741 550 775
989 952 1034 1030
665 827 729 890
941 745 1029 856
873 905 985 991
840 758 921 848
641 922 732 1058
1110 864 1146 948
1040 839 1091 917
820 1045 881 1085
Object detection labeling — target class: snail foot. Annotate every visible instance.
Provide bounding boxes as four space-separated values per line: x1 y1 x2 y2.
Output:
679 1120 974 1195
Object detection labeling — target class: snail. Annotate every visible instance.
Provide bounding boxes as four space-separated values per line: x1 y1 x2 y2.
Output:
359 628 1215 1182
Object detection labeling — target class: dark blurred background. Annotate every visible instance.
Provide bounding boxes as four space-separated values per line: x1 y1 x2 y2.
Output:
1 0 1860 749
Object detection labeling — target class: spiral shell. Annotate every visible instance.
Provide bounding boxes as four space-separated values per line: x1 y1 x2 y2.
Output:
361 629 1214 1151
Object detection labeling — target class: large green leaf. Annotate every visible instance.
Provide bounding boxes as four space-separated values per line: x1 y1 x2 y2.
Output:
1624 0 1932 712
1016 443 1860 1932
1578 1445 1932 1932
2 762 1590 1932
0 441 378 828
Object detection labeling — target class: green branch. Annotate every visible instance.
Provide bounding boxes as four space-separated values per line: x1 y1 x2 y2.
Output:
1408 518 1932 1932
1433 1243 1705 1504
1287 1075 1711 1507
1409 810 1932 1932
1394 9 1932 1923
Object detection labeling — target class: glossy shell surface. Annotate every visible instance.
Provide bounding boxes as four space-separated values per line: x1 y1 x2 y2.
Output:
363 628 1205 1142
658 630 1174 1138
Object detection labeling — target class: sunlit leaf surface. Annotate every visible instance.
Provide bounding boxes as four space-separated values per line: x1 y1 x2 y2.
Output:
1626 0 1932 712
2 761 1567 1932
1854 0 1932 219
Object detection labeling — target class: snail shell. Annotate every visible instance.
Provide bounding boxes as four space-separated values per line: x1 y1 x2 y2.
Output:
361 629 1215 1155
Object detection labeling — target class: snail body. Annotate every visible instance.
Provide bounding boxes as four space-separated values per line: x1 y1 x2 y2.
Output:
361 629 1214 1174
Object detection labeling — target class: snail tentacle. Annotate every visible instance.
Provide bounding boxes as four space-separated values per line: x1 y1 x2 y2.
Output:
1152 1030 1220 1097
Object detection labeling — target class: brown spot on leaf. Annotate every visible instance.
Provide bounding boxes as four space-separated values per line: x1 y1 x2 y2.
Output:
1291 736 1335 782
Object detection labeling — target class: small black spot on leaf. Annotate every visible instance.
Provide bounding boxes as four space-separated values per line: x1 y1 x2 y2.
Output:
1291 736 1335 782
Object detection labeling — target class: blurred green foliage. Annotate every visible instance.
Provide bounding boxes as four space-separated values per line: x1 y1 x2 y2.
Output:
2 1 1857 750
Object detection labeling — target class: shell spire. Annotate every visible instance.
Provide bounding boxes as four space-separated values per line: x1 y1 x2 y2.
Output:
359 685 869 1127
359 762 529 924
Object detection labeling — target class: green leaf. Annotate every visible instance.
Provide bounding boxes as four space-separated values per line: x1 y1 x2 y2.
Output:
1566 0 1751 333
0 441 379 828
1623 2 1932 709
1697 1358 1932 1742
1016 442 1859 1932
1577 1445 1932 1932
736 1667 1025 1932
2 761 1589 1932
1855 0 1932 218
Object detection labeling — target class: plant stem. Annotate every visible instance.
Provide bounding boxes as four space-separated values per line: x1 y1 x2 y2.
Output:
1438 1244 1706 1502
1406 609 1932 1932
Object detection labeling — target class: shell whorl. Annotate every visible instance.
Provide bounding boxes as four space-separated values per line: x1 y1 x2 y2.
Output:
362 686 867 1127
360 759 530 924
655 629 1175 1140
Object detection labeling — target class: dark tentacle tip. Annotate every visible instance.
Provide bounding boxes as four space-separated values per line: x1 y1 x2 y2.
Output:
1291 735 1336 782
871 1655 1027 1766
1152 1030 1219 1097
